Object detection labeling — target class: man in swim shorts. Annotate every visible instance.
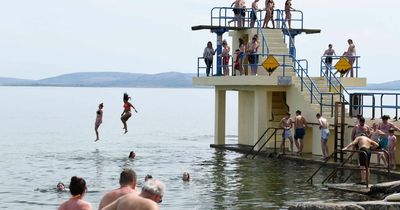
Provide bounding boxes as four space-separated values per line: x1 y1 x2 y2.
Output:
294 110 307 156
279 112 294 154
342 135 379 184
316 113 330 159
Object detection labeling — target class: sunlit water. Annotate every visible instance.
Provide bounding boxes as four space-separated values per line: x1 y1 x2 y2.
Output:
0 87 394 209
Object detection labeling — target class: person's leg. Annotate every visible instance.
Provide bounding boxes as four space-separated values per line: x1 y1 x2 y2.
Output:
289 137 294 152
280 137 286 154
205 59 210 76
325 140 329 158
293 137 300 153
271 15 275 28
95 123 100 141
320 139 326 157
299 139 304 154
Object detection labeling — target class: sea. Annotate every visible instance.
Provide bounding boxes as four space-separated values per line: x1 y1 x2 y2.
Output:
0 86 395 210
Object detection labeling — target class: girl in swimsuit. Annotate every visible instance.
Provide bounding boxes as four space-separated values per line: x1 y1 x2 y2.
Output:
95 103 103 141
121 93 138 134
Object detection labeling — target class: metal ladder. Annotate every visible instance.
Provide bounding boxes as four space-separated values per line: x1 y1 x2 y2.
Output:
334 102 347 162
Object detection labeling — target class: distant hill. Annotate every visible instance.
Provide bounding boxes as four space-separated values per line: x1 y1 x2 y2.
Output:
0 72 196 88
0 77 34 86
1 73 399 89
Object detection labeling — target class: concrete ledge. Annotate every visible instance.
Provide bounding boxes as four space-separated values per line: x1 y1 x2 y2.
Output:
289 201 400 210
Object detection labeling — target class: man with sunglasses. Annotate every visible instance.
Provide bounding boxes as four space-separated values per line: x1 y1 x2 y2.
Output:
101 179 165 210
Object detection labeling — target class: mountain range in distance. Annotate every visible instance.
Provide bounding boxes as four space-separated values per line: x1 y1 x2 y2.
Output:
0 72 197 88
0 72 398 89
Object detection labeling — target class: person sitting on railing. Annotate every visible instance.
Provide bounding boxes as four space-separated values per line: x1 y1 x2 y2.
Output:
250 0 260 28
323 44 336 76
203 41 216 77
247 35 260 75
343 39 356 77
342 134 379 185
263 0 275 28
238 38 246 75
285 0 295 29
221 40 231 76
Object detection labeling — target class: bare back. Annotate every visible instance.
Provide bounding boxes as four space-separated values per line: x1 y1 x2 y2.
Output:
98 187 137 210
294 115 306 129
101 193 159 210
59 198 92 210
355 136 379 149
318 117 329 129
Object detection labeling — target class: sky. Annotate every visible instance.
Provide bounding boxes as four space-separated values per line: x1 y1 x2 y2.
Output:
0 0 399 83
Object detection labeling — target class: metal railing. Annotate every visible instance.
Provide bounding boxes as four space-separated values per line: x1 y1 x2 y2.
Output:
245 127 283 159
307 149 391 188
320 55 360 78
210 7 304 30
197 57 213 77
350 93 400 120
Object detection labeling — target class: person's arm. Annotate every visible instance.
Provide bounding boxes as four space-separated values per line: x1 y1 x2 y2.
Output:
101 199 118 210
351 127 356 141
303 117 308 128
343 139 358 150
333 49 336 56
203 48 207 58
130 104 138 113
280 119 285 129
390 123 400 132
370 139 379 149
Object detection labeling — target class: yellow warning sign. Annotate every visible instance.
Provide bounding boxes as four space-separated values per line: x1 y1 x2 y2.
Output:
334 57 352 74
262 55 280 75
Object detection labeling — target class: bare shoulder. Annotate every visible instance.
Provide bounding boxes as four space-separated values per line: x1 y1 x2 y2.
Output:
80 200 93 210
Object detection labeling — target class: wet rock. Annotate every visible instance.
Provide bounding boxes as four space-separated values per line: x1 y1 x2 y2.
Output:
288 202 363 210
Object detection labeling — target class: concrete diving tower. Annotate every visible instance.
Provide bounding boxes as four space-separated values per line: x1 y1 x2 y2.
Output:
192 6 368 157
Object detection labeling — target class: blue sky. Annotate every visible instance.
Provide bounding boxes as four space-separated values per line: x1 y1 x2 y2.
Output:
0 0 398 83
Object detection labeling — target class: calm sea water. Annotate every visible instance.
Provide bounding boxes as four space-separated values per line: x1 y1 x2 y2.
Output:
0 87 391 210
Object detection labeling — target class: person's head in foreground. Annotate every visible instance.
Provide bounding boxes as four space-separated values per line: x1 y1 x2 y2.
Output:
69 176 87 197
141 179 165 204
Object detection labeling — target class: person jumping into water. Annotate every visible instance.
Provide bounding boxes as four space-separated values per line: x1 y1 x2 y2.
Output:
95 103 103 142
121 93 138 134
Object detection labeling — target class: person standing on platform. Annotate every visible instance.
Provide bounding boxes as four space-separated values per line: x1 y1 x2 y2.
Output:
247 35 260 75
388 129 397 169
239 0 246 27
285 0 295 29
238 38 246 75
342 135 379 185
95 103 103 142
323 44 336 76
121 93 138 134
229 0 241 27
263 0 275 28
250 0 259 28
279 112 295 154
221 40 231 76
203 41 216 77
351 116 371 141
294 110 307 156
378 115 400 151
316 113 330 159
343 39 356 77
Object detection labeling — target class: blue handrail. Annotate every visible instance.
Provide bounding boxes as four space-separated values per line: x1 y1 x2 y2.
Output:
210 7 304 30
350 93 400 120
320 55 360 78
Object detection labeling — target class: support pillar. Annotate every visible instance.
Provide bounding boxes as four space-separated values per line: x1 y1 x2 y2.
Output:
253 87 268 150
214 88 226 145
211 28 228 76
